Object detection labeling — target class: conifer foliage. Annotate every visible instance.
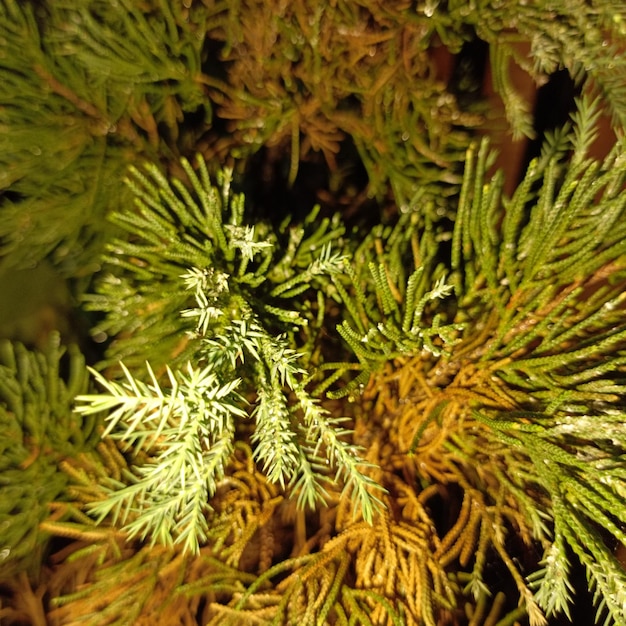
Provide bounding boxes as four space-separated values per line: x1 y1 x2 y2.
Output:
1 1 626 625
75 156 382 553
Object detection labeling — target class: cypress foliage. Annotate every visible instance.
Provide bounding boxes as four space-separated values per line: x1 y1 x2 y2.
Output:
1 1 626 625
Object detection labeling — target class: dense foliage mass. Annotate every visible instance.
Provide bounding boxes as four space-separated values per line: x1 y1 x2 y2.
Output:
1 1 626 625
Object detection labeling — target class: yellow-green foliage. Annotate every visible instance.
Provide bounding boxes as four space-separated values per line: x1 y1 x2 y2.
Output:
0 334 95 579
1 1 626 626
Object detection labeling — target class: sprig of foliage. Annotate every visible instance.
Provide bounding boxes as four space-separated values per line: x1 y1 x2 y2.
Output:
183 272 383 518
77 156 382 553
0 333 96 578
315 96 626 626
76 362 246 555
442 95 626 625
337 266 458 357
321 217 463 398
474 409 626 625
0 0 217 277
84 157 345 370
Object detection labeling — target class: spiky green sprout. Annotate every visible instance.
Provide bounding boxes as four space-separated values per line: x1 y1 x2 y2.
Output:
75 157 384 553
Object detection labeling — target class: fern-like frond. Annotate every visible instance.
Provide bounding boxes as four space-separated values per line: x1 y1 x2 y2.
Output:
85 155 346 371
442 104 626 624
343 99 626 626
76 362 245 553
330 242 462 398
211 507 451 626
78 156 383 552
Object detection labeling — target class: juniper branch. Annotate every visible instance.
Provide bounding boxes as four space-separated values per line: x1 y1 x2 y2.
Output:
76 155 383 552
447 100 626 624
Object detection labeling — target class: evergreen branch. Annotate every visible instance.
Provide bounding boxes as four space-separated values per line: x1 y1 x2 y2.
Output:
570 94 603 166
452 125 626 366
270 242 345 298
76 362 245 553
330 251 460 396
251 362 302 487
0 334 96 577
78 156 385 551
475 408 626 624
199 313 384 520
528 537 575 621
393 104 626 625
88 155 346 371
0 0 221 276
